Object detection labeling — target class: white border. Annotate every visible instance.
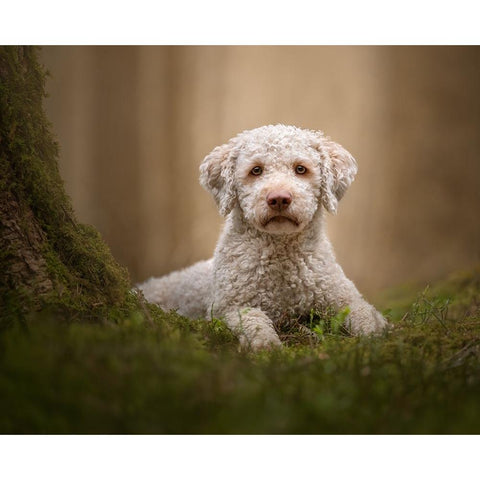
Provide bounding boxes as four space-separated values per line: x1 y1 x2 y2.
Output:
1 0 479 45
0 435 477 480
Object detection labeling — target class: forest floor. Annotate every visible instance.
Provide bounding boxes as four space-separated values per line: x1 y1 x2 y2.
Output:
1 267 479 434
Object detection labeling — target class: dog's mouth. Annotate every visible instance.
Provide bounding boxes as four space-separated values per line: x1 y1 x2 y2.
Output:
263 215 300 227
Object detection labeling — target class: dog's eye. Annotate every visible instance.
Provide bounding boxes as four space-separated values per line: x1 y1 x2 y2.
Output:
295 165 307 174
250 166 263 176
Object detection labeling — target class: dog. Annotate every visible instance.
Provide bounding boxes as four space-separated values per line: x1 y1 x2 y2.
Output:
139 125 387 349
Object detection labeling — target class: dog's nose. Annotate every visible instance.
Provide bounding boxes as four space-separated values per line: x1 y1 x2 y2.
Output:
266 190 292 211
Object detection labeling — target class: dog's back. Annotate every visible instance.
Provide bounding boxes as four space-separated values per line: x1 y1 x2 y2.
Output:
139 259 213 318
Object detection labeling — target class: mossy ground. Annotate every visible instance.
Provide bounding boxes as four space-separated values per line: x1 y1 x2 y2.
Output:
1 267 479 434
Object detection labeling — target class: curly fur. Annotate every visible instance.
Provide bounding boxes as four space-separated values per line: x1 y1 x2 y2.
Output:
139 125 387 349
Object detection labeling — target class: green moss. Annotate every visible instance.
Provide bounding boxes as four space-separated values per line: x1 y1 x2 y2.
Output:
0 46 130 318
0 267 479 433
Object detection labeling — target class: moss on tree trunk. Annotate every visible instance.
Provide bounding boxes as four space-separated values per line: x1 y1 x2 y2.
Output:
0 46 130 322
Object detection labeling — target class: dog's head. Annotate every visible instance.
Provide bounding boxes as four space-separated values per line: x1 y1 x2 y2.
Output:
199 124 357 234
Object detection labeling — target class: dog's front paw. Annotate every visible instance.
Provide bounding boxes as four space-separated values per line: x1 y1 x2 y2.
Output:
346 303 389 336
239 327 283 351
225 307 283 351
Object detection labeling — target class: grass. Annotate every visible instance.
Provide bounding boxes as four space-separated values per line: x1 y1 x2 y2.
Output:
0 267 479 434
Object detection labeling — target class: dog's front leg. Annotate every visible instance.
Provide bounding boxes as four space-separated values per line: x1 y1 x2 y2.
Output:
344 300 388 335
322 264 388 335
222 307 282 350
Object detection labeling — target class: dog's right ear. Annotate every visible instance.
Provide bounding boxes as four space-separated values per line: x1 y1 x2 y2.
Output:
199 139 239 216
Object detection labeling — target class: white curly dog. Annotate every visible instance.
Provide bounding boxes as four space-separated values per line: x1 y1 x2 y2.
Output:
139 125 387 349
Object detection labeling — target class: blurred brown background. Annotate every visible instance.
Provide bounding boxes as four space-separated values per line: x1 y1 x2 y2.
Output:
41 46 480 297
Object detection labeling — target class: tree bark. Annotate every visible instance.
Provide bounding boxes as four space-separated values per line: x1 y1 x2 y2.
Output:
0 46 130 318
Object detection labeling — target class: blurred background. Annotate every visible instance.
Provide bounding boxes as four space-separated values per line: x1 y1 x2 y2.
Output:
41 46 480 297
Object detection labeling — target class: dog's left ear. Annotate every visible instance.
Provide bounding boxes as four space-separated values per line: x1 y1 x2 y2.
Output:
313 135 358 214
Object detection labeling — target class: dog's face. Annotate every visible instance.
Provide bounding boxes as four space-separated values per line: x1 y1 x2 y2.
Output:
234 140 322 234
200 125 357 235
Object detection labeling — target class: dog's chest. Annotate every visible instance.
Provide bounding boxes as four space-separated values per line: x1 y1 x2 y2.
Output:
256 252 317 316
215 242 322 320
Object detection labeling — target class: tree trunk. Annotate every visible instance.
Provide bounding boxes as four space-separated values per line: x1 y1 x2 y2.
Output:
0 46 130 320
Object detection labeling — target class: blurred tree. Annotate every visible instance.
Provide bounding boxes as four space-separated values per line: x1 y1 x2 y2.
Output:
0 46 130 321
